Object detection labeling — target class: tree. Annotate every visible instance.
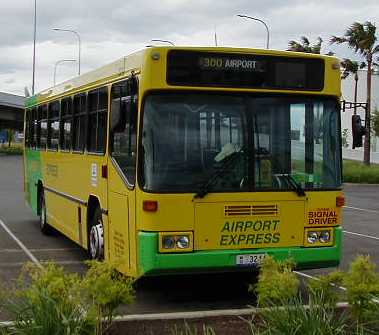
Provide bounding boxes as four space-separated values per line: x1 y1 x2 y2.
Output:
7 129 14 148
372 108 379 138
330 21 379 165
287 36 323 54
340 58 366 115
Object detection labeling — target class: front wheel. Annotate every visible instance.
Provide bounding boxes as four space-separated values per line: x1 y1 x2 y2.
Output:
88 207 104 260
39 191 53 235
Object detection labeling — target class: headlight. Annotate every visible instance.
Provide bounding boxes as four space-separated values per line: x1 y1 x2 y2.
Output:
162 236 175 249
177 236 190 249
307 232 319 244
319 230 331 243
159 232 193 252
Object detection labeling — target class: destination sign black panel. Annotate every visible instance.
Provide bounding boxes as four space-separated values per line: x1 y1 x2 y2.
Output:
167 50 324 91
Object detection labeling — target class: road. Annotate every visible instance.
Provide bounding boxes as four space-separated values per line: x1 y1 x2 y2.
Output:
0 155 378 318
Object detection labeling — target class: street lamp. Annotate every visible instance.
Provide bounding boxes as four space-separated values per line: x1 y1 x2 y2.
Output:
32 0 37 95
54 59 76 86
237 14 270 49
151 39 175 46
53 28 81 75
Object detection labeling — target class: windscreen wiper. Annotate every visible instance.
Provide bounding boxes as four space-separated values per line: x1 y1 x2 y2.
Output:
193 148 244 199
276 173 306 197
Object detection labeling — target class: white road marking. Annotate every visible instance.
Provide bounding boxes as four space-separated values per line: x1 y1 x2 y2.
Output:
0 217 42 268
344 206 379 214
295 271 379 304
0 248 80 253
343 230 379 241
0 260 84 268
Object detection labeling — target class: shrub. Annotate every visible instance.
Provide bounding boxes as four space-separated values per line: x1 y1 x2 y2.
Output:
0 261 135 335
171 323 216 335
343 255 379 331
253 256 299 307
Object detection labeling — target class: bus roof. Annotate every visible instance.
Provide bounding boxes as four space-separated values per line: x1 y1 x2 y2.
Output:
26 46 338 107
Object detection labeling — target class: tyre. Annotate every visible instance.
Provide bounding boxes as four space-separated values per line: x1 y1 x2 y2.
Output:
39 191 53 235
88 207 104 260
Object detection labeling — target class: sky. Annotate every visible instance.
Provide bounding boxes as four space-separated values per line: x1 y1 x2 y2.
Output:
0 0 378 96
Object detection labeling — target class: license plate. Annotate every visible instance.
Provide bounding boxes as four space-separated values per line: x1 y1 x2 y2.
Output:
236 253 266 266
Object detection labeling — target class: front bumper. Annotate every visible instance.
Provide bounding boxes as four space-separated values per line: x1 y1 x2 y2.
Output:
138 227 342 276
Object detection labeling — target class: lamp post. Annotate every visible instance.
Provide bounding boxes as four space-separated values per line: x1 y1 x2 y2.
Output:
53 28 81 75
237 14 270 49
54 59 76 86
151 39 175 46
32 0 37 95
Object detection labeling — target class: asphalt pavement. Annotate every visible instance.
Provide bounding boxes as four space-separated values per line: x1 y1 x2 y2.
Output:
0 155 378 318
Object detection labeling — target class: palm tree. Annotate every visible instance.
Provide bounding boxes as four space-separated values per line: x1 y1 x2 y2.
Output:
340 58 366 115
288 36 323 54
330 21 379 165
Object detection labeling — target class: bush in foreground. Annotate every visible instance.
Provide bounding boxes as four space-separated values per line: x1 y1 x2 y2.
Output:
0 261 135 335
251 255 379 334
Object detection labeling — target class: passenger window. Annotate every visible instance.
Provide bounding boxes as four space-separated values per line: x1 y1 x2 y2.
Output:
87 87 108 153
47 101 60 151
72 93 87 152
38 104 48 150
60 97 73 151
110 78 138 185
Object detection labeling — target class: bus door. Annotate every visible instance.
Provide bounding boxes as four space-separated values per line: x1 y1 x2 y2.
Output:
107 80 138 275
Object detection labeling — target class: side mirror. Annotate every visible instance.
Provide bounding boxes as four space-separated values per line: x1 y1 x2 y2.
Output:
352 114 366 149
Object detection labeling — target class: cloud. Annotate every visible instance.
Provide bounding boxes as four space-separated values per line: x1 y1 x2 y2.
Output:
0 0 378 95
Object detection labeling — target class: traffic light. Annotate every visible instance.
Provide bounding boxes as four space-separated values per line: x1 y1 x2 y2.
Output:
351 114 366 149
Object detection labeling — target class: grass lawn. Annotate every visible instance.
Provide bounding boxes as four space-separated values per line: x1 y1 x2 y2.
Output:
0 143 23 155
343 159 379 184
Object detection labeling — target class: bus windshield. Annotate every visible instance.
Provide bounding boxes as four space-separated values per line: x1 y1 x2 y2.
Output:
140 93 341 193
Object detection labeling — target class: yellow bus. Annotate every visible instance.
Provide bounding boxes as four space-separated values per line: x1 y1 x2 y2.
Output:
24 47 343 277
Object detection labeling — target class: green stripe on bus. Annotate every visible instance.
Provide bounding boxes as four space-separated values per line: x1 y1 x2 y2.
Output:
138 228 342 276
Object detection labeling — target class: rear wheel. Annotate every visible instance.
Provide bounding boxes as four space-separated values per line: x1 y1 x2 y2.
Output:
88 207 104 260
39 191 53 235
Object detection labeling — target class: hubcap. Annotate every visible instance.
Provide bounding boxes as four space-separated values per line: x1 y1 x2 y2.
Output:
90 222 104 260
40 200 46 228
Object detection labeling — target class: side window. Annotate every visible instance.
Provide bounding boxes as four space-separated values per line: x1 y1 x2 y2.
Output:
47 101 60 150
110 78 138 185
87 87 108 153
60 97 73 151
39 104 48 150
72 93 87 152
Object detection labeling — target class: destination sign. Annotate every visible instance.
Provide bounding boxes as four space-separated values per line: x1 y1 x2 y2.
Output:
198 56 266 72
167 50 324 91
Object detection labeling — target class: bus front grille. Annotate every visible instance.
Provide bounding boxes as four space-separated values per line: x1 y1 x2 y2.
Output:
224 204 278 217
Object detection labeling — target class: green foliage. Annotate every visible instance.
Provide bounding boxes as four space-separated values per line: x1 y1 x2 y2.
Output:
341 128 349 148
171 323 216 335
82 260 135 333
308 271 345 308
343 255 379 328
0 146 23 155
259 294 348 335
0 261 135 335
1 263 95 335
343 159 379 183
254 256 299 307
287 36 323 54
372 108 379 137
